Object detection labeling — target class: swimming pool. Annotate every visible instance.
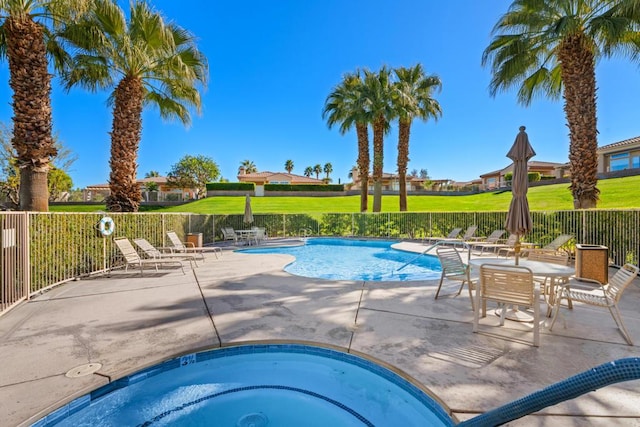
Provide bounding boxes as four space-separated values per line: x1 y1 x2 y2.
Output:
33 344 455 426
240 238 442 281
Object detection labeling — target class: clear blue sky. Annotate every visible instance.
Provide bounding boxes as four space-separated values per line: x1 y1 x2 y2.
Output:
1 0 639 189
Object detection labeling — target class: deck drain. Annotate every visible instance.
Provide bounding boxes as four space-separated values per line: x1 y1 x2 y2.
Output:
65 363 102 378
237 412 268 427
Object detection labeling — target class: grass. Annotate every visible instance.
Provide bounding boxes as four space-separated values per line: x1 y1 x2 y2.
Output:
51 175 640 214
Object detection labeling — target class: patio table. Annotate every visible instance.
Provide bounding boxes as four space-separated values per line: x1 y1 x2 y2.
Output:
469 258 575 321
235 229 259 245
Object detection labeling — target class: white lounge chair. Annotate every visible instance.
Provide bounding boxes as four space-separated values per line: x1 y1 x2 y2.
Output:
166 231 221 259
221 227 238 243
133 238 199 267
470 230 506 254
113 237 186 275
424 227 462 244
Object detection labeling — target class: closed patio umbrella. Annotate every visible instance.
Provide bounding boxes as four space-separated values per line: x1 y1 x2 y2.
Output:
243 194 254 224
505 126 536 265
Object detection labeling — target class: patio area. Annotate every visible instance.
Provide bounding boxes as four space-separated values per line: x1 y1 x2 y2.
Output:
1 241 639 426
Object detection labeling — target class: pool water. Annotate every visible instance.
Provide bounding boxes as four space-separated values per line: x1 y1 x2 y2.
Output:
34 344 454 426
240 238 442 281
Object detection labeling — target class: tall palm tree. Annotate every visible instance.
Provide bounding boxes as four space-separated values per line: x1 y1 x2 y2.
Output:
323 71 370 212
362 67 394 212
313 164 322 180
393 64 442 211
60 0 207 212
239 160 257 174
323 162 333 179
0 0 92 211
284 159 294 173
303 166 313 177
482 0 640 209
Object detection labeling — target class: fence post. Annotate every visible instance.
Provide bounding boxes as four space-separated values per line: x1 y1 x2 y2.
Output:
23 212 31 301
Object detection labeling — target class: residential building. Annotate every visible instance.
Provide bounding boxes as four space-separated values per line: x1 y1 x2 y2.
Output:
597 135 640 173
479 161 566 190
83 176 198 202
349 168 432 192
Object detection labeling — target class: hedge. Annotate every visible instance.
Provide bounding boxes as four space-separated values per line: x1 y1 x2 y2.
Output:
206 182 255 191
264 184 344 192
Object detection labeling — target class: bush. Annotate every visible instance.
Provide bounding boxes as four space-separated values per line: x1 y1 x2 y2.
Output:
264 184 344 192
206 182 255 191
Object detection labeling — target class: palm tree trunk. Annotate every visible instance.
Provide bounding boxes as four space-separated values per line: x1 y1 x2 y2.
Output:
356 123 370 212
372 116 385 212
398 119 411 211
6 16 56 211
107 77 144 212
559 34 599 209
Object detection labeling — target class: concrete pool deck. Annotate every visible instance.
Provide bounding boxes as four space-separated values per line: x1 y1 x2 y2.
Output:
1 239 639 426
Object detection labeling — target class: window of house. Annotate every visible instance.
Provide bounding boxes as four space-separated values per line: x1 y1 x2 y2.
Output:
632 152 640 169
269 181 290 185
610 152 630 171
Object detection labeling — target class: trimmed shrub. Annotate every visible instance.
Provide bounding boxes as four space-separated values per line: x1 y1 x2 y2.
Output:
206 182 255 191
264 184 344 192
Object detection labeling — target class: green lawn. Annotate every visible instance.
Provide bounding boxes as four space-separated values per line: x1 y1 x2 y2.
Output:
51 175 640 214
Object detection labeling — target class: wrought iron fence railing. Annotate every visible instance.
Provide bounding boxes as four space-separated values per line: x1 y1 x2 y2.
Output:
1 210 639 317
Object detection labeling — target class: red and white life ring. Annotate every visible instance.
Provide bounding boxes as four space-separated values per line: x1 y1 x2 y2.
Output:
98 216 115 237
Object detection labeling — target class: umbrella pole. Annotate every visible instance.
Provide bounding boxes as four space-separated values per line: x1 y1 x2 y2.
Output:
514 235 521 265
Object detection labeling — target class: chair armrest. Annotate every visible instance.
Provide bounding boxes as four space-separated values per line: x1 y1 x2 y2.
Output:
184 241 196 248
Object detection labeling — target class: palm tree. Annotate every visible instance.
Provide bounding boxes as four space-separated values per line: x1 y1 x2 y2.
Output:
239 160 257 174
362 67 394 212
482 0 640 209
60 0 208 212
323 162 333 179
0 0 92 211
144 170 160 178
303 166 313 177
393 64 442 211
323 71 370 212
313 164 322 180
284 159 294 173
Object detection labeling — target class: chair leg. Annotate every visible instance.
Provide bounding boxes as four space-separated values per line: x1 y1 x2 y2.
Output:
434 274 445 300
609 305 633 345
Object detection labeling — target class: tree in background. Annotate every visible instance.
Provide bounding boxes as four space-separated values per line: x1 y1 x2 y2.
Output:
482 0 640 209
284 159 294 173
303 166 313 177
323 71 370 212
419 168 429 179
323 162 333 179
144 170 160 177
0 122 76 208
61 0 207 212
362 67 394 212
313 164 322 180
167 154 220 199
0 0 93 211
393 64 442 211
239 159 257 174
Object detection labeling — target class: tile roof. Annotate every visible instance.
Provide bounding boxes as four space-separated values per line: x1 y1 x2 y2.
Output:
598 135 640 152
238 171 324 184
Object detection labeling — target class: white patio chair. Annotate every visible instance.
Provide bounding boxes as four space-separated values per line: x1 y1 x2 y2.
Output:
435 247 476 310
133 238 199 267
474 263 540 347
549 263 639 345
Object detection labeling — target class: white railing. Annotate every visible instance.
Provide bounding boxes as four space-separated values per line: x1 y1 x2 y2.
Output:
1 210 639 316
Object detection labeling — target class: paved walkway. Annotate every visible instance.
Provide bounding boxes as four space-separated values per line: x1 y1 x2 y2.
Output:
1 240 640 426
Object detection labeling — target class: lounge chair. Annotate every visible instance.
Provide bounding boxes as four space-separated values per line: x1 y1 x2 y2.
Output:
540 234 573 253
424 227 462 244
113 237 185 275
221 227 238 243
474 263 540 347
495 234 538 258
133 238 199 267
470 230 506 254
441 225 478 242
166 231 221 259
435 247 476 310
550 263 639 345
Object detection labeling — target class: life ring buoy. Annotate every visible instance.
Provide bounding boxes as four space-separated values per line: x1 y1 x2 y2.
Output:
98 216 115 237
